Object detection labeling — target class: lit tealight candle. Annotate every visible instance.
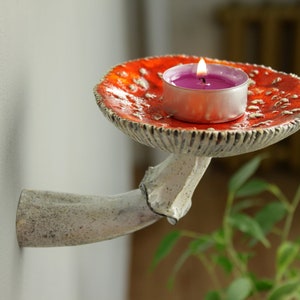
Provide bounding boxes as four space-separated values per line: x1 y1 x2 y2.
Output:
162 58 249 123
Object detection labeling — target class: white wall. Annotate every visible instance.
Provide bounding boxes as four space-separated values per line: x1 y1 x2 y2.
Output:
0 1 131 299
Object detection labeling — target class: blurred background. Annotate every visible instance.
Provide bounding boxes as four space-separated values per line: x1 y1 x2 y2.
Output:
1 0 300 300
128 0 300 299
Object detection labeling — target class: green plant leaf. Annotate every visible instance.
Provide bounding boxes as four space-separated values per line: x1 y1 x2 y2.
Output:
254 278 273 292
212 229 226 251
189 235 214 254
228 155 266 194
226 277 253 300
205 290 222 300
151 230 181 270
235 178 271 198
237 251 253 264
167 247 192 289
276 241 300 280
213 254 233 274
286 268 300 279
228 213 270 247
268 279 300 300
232 198 262 213
249 272 274 292
255 202 287 234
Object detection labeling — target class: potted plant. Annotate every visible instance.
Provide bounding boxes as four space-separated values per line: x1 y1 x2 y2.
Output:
152 155 300 299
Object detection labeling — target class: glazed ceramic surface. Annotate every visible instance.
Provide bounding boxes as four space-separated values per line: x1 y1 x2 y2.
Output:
95 55 300 157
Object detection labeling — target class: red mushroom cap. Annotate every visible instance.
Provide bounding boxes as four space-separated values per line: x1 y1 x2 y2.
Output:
94 55 300 157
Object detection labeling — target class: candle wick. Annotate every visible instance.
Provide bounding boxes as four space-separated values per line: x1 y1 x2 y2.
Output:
199 77 206 84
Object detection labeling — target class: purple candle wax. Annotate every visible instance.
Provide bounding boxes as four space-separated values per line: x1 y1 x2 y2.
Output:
162 62 249 123
172 73 236 90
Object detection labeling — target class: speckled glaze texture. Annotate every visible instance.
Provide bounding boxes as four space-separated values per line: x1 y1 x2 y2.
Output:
17 189 161 247
16 154 212 246
17 153 213 246
94 55 300 157
140 154 211 223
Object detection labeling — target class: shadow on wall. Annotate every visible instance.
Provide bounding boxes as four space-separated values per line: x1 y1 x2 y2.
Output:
1 1 132 300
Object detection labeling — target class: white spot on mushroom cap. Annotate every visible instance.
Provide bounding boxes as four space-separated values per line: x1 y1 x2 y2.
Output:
282 110 293 115
133 77 150 90
117 71 128 77
129 84 138 92
139 68 148 75
145 92 156 99
272 77 282 84
252 120 272 127
249 112 264 119
157 72 163 79
248 105 260 110
152 113 163 121
251 99 264 105
248 79 256 86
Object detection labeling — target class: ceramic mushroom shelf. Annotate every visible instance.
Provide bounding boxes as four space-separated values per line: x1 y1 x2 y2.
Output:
95 55 300 157
16 55 300 247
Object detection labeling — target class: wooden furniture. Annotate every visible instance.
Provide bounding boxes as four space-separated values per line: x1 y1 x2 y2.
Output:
218 4 300 170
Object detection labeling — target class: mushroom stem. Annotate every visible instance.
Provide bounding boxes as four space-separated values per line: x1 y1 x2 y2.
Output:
16 154 211 247
16 189 161 247
140 154 211 224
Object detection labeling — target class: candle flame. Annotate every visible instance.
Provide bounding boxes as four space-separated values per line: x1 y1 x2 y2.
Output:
197 58 207 77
